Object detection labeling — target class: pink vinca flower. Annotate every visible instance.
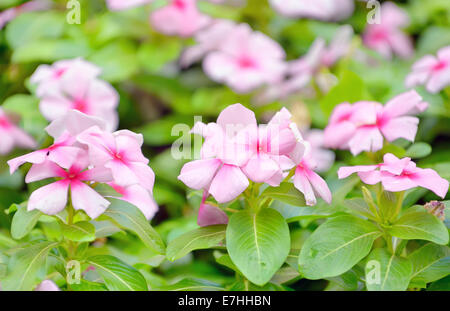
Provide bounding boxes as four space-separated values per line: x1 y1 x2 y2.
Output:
26 153 112 219
36 65 119 131
106 0 152 11
109 183 158 220
405 46 450 94
269 0 354 21
179 19 237 68
150 0 211 37
77 127 155 192
31 58 101 97
241 108 302 186
0 107 36 155
8 110 106 175
363 2 413 59
178 104 253 203
203 23 286 93
0 0 51 30
324 90 428 155
290 142 332 206
338 153 449 198
34 280 60 291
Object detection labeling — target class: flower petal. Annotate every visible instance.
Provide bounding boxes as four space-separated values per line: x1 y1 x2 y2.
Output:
178 158 222 190
28 181 69 215
71 181 110 219
209 164 249 203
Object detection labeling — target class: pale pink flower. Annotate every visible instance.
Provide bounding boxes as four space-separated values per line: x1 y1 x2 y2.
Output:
0 0 51 30
269 0 354 21
0 107 36 155
8 110 106 174
26 153 112 219
178 104 252 203
363 2 413 59
34 280 60 291
109 183 158 220
240 108 301 185
338 153 449 198
38 69 119 131
203 23 286 93
30 58 101 97
106 0 152 11
197 191 228 227
77 127 155 192
405 46 450 94
150 0 211 37
290 142 332 206
324 90 428 155
179 19 237 68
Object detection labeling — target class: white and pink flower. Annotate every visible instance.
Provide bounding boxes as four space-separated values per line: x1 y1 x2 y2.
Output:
8 110 158 220
363 2 413 59
150 0 211 37
406 46 450 94
0 107 36 155
203 23 286 93
31 58 119 131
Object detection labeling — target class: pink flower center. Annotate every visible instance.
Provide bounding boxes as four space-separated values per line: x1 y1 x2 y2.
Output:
53 68 67 79
0 116 11 129
371 28 388 42
73 98 89 113
433 61 447 72
237 55 257 69
173 0 186 10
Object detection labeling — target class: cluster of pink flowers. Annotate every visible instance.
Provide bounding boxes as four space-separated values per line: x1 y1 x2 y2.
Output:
0 107 36 155
181 20 287 93
324 90 428 155
363 2 413 60
8 110 157 220
178 104 332 226
0 0 51 30
30 58 119 131
339 153 449 198
406 46 450 94
269 0 354 22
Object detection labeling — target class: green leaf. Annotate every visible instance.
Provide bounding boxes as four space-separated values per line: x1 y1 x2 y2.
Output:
61 221 96 242
387 206 449 245
6 12 65 49
299 215 382 279
70 279 108 291
155 279 224 291
166 225 226 261
405 142 432 159
89 40 139 83
103 199 165 254
2 241 59 290
11 204 41 240
408 244 450 287
319 71 371 117
86 255 148 291
261 182 306 207
138 40 182 73
226 208 290 286
365 248 412 291
344 198 377 220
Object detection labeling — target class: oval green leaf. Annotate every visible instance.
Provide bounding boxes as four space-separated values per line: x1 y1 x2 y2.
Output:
299 215 382 279
226 208 290 286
